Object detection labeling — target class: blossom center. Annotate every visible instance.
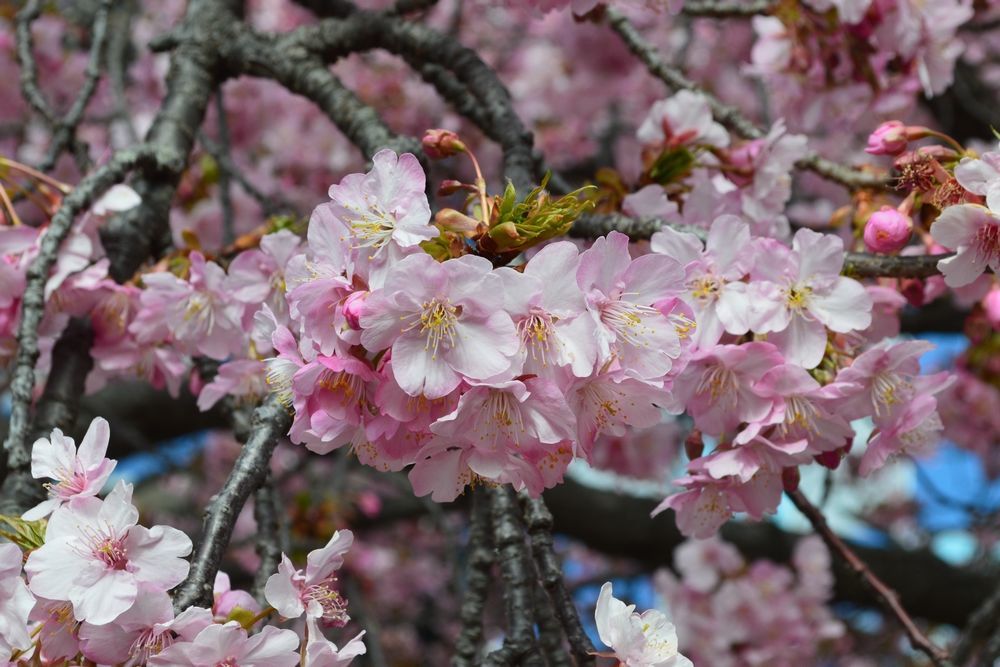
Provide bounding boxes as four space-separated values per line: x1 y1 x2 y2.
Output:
784 284 813 312
215 657 239 667
130 628 172 662
93 536 129 570
696 364 738 405
342 197 396 252
303 581 350 626
599 298 659 347
405 298 460 359
517 309 559 366
477 390 526 445
871 372 911 416
780 395 819 435
687 274 722 303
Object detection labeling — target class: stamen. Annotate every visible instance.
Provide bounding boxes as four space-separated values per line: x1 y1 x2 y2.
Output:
402 298 460 360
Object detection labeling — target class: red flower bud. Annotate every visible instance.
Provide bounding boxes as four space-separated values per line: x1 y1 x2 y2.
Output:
422 129 466 159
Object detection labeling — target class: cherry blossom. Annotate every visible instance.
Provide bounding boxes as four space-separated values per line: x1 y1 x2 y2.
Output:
25 481 193 625
0 543 34 664
147 622 300 667
264 529 353 624
22 417 116 520
930 202 1000 287
594 581 693 667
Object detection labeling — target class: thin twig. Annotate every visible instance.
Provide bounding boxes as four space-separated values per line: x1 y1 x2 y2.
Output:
952 582 1000 666
173 395 292 611
604 8 889 191
213 92 236 245
15 0 57 126
682 0 776 16
787 488 952 667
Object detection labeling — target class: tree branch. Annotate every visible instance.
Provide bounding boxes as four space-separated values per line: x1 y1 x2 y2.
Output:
173 394 292 611
604 7 889 190
521 493 595 666
682 0 776 16
251 473 283 603
483 486 543 667
453 490 495 667
952 582 1000 666
786 488 952 667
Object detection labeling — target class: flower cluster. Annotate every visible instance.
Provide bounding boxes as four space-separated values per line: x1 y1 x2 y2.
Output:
655 537 844 667
0 418 365 666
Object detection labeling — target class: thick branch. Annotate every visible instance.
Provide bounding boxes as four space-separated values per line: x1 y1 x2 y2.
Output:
521 494 595 666
682 0 776 16
251 473 283 603
100 0 242 282
173 395 292 611
604 8 889 190
483 487 543 667
452 490 494 667
787 489 952 667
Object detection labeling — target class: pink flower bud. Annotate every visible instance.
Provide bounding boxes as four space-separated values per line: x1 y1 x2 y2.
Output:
422 129 466 159
984 287 1000 331
725 139 763 187
865 121 908 156
342 291 368 330
781 466 800 493
863 206 912 253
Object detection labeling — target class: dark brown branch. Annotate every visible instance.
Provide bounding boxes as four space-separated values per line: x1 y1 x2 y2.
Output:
521 494 595 667
604 7 889 190
483 486 543 667
952 582 1000 666
173 394 292 611
787 488 952 667
251 473 283 603
15 0 57 126
453 490 495 667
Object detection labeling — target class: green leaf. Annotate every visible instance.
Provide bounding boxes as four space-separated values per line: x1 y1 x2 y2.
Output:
0 514 47 551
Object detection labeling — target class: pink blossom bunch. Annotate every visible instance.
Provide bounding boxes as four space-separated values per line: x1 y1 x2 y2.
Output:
5 418 366 666
655 537 844 667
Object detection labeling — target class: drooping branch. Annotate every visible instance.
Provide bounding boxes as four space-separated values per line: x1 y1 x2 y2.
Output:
453 490 495 667
173 394 292 611
603 7 890 191
786 488 953 667
15 0 57 126
483 486 543 667
1 145 160 513
521 493 595 667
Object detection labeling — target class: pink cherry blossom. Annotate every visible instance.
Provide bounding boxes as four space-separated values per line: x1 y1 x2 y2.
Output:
864 120 908 155
78 588 213 665
23 417 116 520
670 342 785 437
860 393 945 476
748 228 872 368
594 581 693 667
360 252 518 399
25 481 193 625
637 90 729 150
577 231 687 379
133 252 244 359
148 621 300 667
954 142 1000 210
651 215 754 348
305 617 366 667
213 571 261 622
930 202 1000 287
0 542 34 664
264 529 353 623
497 241 597 378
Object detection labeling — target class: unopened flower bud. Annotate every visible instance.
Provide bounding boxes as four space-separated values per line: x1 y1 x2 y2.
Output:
684 429 704 461
342 291 368 330
984 286 1000 330
422 129 466 159
725 140 763 187
863 206 912 253
435 208 481 233
865 121 908 156
438 179 470 196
